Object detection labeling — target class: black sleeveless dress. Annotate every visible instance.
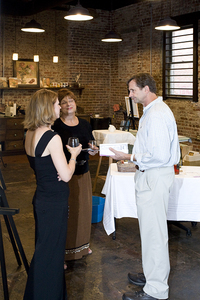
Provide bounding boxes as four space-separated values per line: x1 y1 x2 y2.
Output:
23 130 69 300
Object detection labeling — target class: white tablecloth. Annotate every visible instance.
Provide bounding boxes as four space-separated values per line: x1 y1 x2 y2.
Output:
102 164 200 235
92 129 136 145
128 130 192 143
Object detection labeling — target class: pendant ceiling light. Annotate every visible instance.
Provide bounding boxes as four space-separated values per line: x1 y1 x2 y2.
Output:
33 55 39 62
53 56 59 63
33 34 39 62
53 11 58 63
12 17 18 60
21 19 45 33
64 0 93 21
101 30 122 42
155 0 180 31
12 53 19 61
155 17 180 31
101 0 122 43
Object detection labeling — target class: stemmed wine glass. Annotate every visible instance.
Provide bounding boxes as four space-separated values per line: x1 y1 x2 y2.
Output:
68 137 79 147
89 140 97 150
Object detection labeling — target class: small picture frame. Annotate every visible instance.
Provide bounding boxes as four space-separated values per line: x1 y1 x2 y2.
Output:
0 77 8 88
42 78 50 87
9 77 18 88
13 59 40 88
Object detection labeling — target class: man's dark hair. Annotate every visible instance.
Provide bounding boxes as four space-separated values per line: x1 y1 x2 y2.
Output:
127 73 157 94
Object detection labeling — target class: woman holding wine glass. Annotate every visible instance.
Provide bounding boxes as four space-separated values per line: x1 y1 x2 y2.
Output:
23 89 81 300
52 89 98 265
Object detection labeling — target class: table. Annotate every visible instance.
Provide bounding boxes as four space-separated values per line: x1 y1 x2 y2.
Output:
102 164 200 235
129 129 192 144
92 129 136 146
92 129 136 192
178 135 192 143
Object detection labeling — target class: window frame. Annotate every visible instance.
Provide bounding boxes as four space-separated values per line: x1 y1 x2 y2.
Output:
162 17 198 102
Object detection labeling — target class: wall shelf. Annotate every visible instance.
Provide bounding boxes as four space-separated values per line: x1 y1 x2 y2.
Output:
0 86 84 96
0 86 84 90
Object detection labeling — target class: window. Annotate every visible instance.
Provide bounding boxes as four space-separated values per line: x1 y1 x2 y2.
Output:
163 19 198 102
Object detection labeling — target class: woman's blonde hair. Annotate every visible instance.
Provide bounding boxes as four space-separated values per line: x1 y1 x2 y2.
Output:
23 89 58 130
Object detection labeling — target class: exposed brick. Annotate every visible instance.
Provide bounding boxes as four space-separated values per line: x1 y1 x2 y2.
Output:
0 1 200 150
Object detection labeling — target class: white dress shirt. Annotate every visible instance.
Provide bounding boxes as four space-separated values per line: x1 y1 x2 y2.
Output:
133 97 180 170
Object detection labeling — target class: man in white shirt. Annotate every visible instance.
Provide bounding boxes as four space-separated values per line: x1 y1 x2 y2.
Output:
110 73 180 300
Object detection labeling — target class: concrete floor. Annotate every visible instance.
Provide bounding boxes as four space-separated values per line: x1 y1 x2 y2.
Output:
0 154 200 300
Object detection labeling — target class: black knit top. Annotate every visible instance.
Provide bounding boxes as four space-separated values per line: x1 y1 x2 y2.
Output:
52 118 94 175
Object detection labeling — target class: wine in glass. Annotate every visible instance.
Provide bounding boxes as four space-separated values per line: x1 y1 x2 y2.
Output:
68 137 79 147
89 140 97 150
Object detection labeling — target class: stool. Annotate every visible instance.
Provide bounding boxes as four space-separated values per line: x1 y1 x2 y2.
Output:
0 170 29 300
0 147 7 168
0 208 20 300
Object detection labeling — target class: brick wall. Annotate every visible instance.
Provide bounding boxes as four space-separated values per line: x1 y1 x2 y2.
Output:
0 0 200 150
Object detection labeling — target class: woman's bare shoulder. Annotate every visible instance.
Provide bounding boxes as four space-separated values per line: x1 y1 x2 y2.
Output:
48 132 62 149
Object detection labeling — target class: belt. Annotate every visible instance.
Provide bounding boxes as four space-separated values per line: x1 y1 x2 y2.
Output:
135 165 145 172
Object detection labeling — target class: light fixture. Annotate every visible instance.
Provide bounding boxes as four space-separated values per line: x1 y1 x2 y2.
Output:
155 0 180 31
21 19 45 33
101 2 122 43
101 30 122 42
53 56 58 63
53 12 58 63
33 55 39 62
64 0 93 21
12 17 18 60
33 34 39 62
12 53 19 61
155 16 180 31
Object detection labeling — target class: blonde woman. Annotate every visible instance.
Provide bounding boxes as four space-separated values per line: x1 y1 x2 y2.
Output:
23 89 81 300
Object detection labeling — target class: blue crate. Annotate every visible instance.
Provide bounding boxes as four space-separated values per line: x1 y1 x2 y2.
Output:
91 196 105 223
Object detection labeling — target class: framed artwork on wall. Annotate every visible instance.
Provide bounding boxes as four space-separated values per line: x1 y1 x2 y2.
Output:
13 59 39 88
9 77 18 88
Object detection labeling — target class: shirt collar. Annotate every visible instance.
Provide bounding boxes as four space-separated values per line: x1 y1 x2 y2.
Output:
143 96 163 114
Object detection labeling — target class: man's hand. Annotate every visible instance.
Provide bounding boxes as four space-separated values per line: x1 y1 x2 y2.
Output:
109 147 131 161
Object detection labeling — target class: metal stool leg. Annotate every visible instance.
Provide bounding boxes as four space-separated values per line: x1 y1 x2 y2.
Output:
112 218 116 240
7 214 29 273
3 214 22 266
0 151 7 168
0 190 29 273
0 219 9 300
